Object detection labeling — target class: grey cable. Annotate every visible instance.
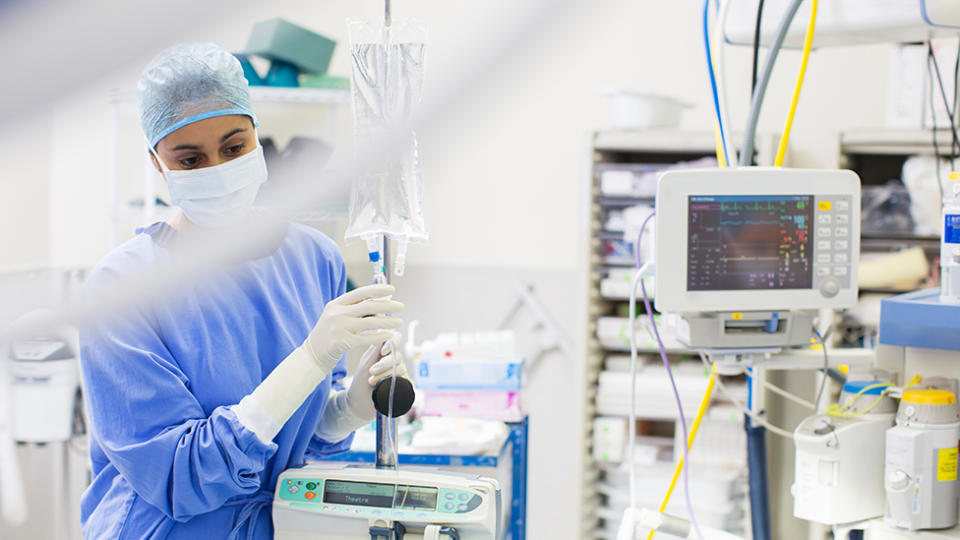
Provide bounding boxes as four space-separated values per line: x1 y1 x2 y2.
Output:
739 0 806 166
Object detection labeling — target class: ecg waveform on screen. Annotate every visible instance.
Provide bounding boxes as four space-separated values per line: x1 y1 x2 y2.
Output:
687 197 813 291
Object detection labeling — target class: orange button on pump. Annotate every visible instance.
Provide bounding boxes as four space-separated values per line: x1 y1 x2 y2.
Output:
304 492 316 500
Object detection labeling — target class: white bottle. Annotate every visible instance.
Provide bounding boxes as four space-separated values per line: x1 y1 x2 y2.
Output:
941 172 960 303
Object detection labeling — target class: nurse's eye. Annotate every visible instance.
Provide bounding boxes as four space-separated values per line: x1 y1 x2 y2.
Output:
178 156 201 168
223 143 245 157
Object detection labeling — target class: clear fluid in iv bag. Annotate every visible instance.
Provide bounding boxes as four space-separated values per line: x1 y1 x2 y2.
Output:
345 22 428 245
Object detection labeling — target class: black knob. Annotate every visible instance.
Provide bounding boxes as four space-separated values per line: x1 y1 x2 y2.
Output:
372 377 415 417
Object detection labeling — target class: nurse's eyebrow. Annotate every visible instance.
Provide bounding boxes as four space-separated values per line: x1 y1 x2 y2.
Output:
220 128 246 143
170 143 201 151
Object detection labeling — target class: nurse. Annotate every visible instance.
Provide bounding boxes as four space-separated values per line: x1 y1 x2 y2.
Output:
79 43 406 539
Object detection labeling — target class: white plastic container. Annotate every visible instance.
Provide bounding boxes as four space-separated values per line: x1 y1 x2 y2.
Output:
9 339 78 443
421 391 524 422
884 389 960 531
792 381 896 525
414 357 524 391
605 91 690 130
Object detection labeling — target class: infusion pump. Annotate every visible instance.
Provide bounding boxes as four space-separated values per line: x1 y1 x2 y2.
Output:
273 463 501 540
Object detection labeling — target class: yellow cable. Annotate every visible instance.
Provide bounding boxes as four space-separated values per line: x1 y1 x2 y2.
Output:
642 13 731 536
826 376 923 418
826 381 891 418
645 370 716 540
707 10 726 168
773 0 817 167
713 120 727 168
710 18 726 169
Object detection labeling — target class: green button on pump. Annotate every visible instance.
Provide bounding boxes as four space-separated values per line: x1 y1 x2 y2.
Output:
306 482 317 490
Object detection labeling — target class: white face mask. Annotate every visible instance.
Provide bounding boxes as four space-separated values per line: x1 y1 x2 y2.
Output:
151 144 268 227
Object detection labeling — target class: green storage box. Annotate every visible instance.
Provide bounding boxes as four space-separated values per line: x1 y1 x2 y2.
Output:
245 18 336 75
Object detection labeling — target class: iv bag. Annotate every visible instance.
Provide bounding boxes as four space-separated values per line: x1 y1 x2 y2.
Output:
345 18 428 275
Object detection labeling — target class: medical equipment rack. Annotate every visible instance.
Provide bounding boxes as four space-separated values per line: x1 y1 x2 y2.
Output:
839 128 956 274
834 128 957 350
319 418 528 540
583 130 777 540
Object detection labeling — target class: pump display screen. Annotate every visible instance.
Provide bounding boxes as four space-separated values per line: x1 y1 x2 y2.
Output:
322 480 438 510
687 195 813 291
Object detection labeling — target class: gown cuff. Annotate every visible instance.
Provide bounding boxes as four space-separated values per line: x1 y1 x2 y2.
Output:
234 344 328 443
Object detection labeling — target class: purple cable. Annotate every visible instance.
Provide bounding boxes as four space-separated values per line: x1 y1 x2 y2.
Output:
636 213 705 540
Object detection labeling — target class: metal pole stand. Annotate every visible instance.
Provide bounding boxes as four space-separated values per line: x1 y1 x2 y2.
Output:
375 414 397 469
373 236 399 470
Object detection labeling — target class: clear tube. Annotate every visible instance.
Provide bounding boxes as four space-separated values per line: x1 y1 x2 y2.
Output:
367 235 404 508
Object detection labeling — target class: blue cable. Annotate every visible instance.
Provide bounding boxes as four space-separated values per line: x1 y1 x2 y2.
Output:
703 0 731 166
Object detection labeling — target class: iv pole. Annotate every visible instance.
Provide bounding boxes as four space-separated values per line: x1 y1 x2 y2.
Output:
375 0 397 471
375 236 397 469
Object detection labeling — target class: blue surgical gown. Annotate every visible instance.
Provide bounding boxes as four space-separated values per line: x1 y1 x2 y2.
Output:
79 221 354 540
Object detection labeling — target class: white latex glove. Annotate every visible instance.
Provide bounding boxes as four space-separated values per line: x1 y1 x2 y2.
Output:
233 284 403 444
349 338 409 419
303 284 404 371
315 338 410 442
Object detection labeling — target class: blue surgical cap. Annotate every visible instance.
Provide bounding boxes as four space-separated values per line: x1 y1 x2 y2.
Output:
137 43 257 148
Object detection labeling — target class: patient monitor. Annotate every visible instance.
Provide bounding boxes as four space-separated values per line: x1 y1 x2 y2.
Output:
653 168 861 348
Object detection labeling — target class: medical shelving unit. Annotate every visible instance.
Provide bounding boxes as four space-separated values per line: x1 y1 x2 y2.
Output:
583 130 777 540
838 128 955 268
835 128 956 348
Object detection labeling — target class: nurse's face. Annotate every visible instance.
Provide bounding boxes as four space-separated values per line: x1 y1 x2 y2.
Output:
150 114 257 172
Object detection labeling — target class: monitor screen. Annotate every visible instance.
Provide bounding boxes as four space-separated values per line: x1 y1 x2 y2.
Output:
687 195 813 291
322 480 438 511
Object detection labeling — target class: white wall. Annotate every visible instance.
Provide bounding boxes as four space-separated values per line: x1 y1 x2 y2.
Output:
0 115 52 269
0 1 917 539
40 0 894 270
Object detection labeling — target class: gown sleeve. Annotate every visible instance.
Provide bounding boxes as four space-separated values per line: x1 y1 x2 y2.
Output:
80 272 278 522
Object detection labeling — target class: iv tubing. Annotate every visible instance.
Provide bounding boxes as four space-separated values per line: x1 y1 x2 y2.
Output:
773 0 817 166
764 379 815 410
630 213 705 540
